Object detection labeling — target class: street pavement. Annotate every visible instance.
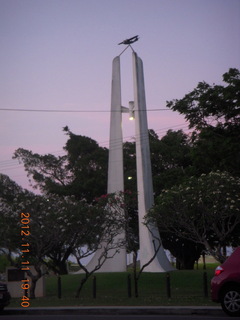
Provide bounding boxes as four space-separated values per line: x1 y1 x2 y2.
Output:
0 315 231 320
1 306 225 316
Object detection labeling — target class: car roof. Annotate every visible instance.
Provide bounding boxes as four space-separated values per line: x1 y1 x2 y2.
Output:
222 247 240 268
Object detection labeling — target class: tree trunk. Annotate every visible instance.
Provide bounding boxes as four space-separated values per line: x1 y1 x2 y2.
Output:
57 260 68 275
75 275 88 298
30 278 37 299
132 251 138 298
26 265 42 299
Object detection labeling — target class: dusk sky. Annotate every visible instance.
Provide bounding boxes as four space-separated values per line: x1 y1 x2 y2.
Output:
1 0 240 191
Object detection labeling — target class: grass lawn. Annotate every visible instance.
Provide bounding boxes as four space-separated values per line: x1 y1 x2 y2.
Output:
8 263 219 308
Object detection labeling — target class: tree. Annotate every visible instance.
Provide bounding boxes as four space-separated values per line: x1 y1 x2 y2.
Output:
74 192 128 297
0 175 50 298
160 68 240 266
167 68 240 130
63 126 108 201
159 233 203 270
19 193 57 298
0 174 117 298
167 68 240 176
147 171 240 263
131 224 163 298
191 125 240 176
150 129 193 195
13 127 108 202
22 192 123 298
0 174 25 262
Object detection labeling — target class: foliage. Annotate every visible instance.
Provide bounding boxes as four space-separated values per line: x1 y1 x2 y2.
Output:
74 191 130 297
13 127 108 202
167 68 240 177
23 193 105 277
0 174 115 297
150 129 193 194
147 171 240 263
159 234 204 270
167 68 240 130
0 174 25 260
63 126 108 201
0 254 11 273
191 125 240 176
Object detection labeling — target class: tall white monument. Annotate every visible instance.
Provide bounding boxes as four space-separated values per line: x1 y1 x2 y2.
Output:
85 42 173 272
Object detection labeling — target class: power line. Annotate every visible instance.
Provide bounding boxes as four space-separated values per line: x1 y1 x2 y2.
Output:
0 123 189 173
0 107 169 113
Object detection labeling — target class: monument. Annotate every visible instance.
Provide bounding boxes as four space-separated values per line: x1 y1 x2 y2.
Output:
85 38 173 272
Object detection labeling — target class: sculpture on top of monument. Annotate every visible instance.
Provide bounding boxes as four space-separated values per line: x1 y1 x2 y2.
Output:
118 35 139 45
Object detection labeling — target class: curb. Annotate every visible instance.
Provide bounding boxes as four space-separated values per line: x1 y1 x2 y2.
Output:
2 306 224 316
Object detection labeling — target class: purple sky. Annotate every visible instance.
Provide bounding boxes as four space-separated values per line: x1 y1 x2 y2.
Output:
1 0 240 191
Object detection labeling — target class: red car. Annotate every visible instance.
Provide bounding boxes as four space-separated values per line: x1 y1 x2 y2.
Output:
211 247 240 317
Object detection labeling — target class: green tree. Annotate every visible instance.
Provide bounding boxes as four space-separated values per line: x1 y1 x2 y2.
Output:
167 68 240 130
74 192 127 297
24 193 113 298
167 68 240 176
147 171 240 263
0 254 10 273
63 126 108 201
13 127 108 202
150 129 193 195
0 175 50 298
159 233 203 270
0 174 116 298
191 125 240 176
0 174 24 262
160 68 240 266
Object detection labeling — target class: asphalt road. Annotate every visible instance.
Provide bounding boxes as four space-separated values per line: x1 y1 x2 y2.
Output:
0 315 230 320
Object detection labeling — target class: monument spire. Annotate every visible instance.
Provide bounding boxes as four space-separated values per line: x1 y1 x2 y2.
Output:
83 39 173 272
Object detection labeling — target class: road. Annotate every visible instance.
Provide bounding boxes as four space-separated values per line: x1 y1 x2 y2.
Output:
0 315 230 320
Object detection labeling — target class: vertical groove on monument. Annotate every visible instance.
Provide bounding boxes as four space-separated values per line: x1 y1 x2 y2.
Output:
83 56 127 272
132 52 174 272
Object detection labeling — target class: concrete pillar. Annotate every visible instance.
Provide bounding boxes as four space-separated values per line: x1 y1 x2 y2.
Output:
83 56 127 272
132 52 174 272
107 56 124 194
